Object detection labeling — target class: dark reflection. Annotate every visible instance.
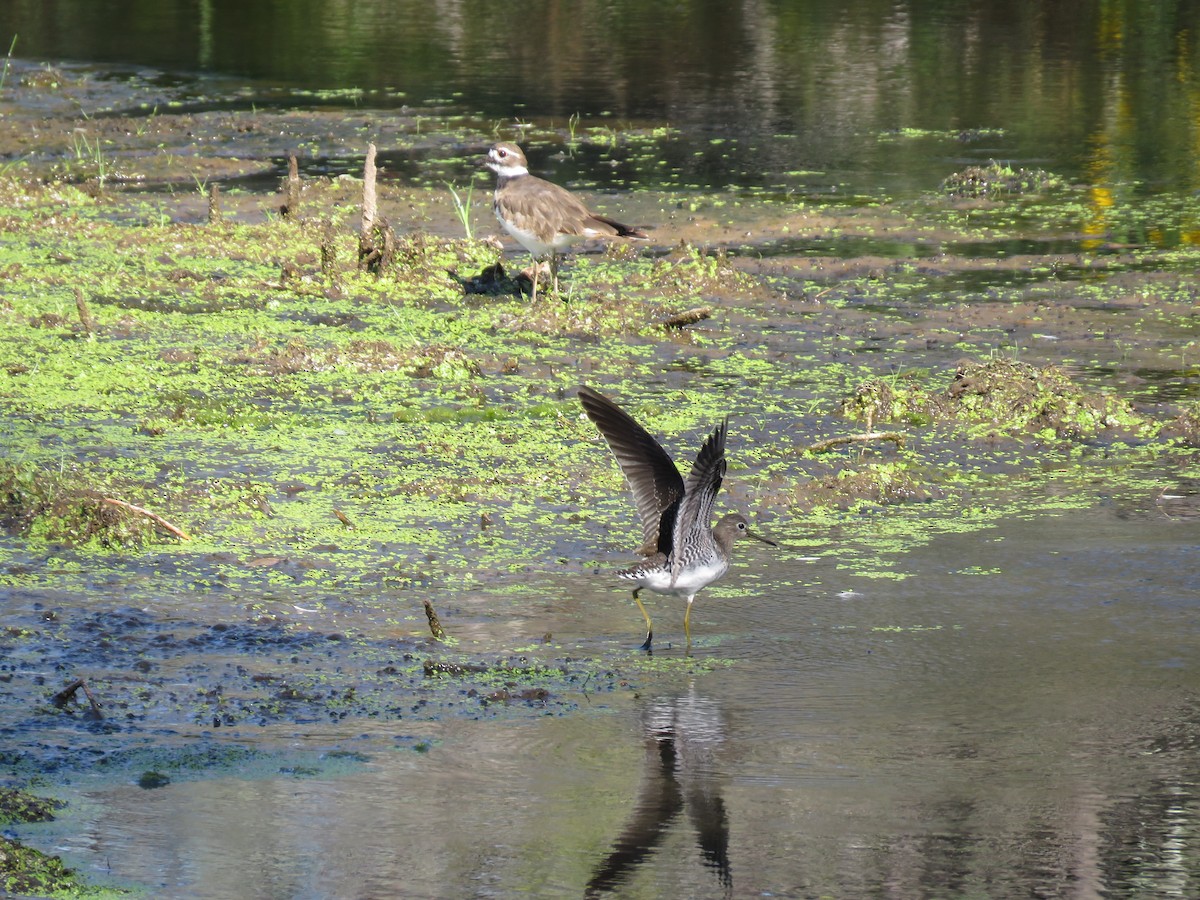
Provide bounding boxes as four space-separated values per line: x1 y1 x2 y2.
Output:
586 690 732 898
826 696 1200 897
1095 700 1200 894
4 1 1200 195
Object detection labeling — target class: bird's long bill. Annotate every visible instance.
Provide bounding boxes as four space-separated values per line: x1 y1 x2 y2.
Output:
747 527 778 547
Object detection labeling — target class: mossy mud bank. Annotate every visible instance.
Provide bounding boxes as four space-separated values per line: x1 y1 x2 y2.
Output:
1 57 1199 893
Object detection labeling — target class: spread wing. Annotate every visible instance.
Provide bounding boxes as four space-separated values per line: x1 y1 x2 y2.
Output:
578 386 685 555
670 418 727 585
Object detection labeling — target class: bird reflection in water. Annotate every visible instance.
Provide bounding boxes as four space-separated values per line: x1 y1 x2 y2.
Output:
586 690 732 897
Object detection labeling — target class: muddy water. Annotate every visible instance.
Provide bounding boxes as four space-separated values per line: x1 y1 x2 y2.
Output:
20 493 1194 898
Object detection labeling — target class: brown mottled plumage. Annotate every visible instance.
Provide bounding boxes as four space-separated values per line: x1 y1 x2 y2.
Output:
485 142 646 300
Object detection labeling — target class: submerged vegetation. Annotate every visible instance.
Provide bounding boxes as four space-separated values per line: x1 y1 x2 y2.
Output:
0 66 1193 572
843 358 1156 442
941 161 1066 197
0 85 1194 590
0 788 102 898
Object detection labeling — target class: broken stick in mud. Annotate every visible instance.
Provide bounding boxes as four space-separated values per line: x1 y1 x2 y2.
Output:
101 497 191 541
51 678 104 719
358 142 396 273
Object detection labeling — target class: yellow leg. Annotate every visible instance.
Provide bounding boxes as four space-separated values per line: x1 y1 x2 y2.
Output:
550 253 561 301
633 588 653 651
683 596 694 647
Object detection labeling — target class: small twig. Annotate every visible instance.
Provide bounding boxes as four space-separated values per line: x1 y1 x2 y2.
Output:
804 431 906 454
423 599 446 640
51 678 104 719
101 497 191 541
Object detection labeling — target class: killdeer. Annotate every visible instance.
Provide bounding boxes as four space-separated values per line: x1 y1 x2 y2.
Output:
484 142 647 301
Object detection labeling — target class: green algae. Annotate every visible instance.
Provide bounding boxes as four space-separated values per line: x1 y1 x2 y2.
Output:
0 788 64 826
0 788 125 898
0 103 1197 737
0 835 120 898
843 357 1158 442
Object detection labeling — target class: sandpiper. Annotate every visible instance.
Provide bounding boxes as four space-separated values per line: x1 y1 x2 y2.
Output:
579 385 775 650
485 142 647 301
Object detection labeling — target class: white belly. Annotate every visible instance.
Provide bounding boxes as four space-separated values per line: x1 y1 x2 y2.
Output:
621 558 728 598
495 208 604 256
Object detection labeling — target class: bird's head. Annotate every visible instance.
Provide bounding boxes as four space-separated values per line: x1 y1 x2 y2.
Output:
485 141 529 177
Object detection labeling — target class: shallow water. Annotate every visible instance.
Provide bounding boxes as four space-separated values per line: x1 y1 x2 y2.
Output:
10 494 1193 898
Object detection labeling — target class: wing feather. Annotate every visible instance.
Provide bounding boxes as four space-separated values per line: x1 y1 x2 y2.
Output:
579 386 685 555
669 418 727 585
508 177 616 243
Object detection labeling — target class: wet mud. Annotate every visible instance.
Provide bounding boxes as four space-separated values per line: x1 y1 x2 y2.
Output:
1 604 634 775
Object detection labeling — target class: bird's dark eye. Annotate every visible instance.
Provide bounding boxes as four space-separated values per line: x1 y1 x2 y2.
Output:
498 149 508 158
737 521 746 530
